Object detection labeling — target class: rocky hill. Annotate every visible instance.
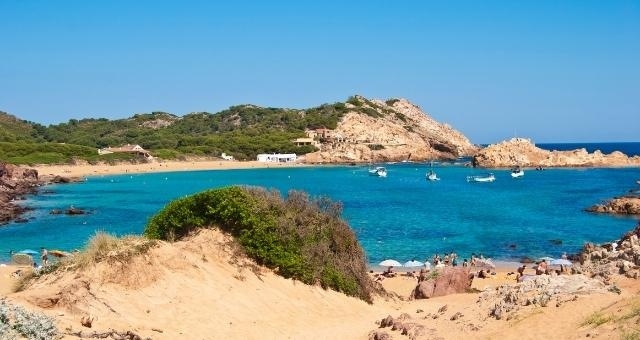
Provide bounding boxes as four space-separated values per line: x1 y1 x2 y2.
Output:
473 138 640 168
304 96 477 163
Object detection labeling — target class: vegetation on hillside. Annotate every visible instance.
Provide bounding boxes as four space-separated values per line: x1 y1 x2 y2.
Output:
0 99 367 163
144 186 373 302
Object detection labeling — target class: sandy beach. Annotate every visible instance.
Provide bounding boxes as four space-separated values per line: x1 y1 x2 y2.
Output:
34 159 310 179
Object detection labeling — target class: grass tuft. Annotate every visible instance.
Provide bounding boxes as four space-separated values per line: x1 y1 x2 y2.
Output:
581 311 613 327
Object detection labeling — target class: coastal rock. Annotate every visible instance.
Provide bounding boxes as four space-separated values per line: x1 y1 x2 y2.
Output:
579 222 640 278
304 96 478 163
480 275 605 320
472 138 640 168
411 267 472 299
51 175 72 184
0 162 41 225
586 196 640 215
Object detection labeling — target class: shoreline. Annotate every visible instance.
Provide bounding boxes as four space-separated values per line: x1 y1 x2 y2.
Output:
34 159 313 179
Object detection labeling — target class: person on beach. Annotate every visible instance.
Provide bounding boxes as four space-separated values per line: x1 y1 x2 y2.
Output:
382 266 395 278
462 259 468 267
41 248 48 266
516 264 526 281
477 269 487 279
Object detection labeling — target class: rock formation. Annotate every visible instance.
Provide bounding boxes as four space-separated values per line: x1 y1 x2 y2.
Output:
0 162 40 225
411 267 472 299
586 196 640 215
304 96 478 163
473 138 640 168
579 222 640 280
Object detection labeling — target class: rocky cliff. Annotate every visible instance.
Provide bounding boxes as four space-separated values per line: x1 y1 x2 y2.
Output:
472 138 640 168
0 162 40 224
304 96 477 163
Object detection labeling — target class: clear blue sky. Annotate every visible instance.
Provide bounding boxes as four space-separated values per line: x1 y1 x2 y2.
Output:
1 1 638 143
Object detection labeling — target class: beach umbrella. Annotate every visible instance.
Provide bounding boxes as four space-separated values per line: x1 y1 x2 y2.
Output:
403 260 424 268
17 249 39 255
550 259 572 266
379 259 402 267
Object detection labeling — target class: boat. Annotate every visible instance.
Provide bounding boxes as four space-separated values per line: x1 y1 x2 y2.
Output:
369 166 387 177
426 161 440 181
426 170 440 181
466 173 495 183
511 166 524 178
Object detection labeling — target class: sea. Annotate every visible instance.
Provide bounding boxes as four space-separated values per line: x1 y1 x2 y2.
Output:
1 142 639 266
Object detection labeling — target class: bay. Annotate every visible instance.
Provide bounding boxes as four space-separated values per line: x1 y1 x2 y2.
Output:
2 162 638 265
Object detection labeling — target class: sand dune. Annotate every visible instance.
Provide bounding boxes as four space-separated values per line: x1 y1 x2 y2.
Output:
2 229 640 339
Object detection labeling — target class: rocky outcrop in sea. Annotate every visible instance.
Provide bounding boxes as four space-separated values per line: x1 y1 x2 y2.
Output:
304 96 478 163
472 138 640 168
586 195 640 215
0 162 40 225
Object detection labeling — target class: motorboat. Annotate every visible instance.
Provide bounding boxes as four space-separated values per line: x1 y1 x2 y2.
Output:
426 170 440 181
369 166 387 177
467 173 495 183
511 167 524 178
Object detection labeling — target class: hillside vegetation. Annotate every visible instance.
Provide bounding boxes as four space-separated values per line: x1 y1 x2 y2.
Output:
144 186 374 302
0 101 352 163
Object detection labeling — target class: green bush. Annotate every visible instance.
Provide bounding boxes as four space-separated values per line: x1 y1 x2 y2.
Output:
144 186 373 302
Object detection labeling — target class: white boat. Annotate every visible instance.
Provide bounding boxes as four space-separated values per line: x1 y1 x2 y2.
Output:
467 173 495 183
511 167 524 178
426 170 440 181
426 161 440 181
369 166 387 177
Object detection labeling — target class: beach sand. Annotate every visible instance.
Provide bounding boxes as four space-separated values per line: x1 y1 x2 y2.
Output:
34 159 309 179
2 230 640 339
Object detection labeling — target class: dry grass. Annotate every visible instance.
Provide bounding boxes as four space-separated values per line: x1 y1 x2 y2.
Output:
63 232 157 270
581 311 614 327
11 270 34 293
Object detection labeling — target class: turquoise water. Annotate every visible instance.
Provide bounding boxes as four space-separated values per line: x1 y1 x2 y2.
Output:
1 163 639 265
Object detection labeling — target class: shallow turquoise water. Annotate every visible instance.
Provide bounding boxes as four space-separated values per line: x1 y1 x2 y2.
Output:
1 163 638 265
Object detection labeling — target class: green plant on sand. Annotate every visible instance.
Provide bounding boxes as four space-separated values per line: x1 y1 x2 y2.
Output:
144 186 374 302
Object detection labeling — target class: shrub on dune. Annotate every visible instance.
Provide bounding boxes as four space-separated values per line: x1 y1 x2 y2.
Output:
144 186 373 302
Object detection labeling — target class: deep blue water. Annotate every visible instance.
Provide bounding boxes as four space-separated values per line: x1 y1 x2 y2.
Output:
537 142 640 156
2 161 639 265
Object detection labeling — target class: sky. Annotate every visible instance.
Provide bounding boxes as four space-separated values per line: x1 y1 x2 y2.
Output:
1 1 638 144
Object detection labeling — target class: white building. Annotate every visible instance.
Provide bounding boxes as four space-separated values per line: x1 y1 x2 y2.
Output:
256 153 297 163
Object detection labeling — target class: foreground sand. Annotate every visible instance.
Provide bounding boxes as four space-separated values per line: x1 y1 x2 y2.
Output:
2 229 640 339
34 159 309 179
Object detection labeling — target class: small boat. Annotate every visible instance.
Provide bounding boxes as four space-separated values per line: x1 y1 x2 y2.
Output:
426 170 440 181
369 166 387 177
426 161 440 181
467 173 496 183
511 166 524 178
